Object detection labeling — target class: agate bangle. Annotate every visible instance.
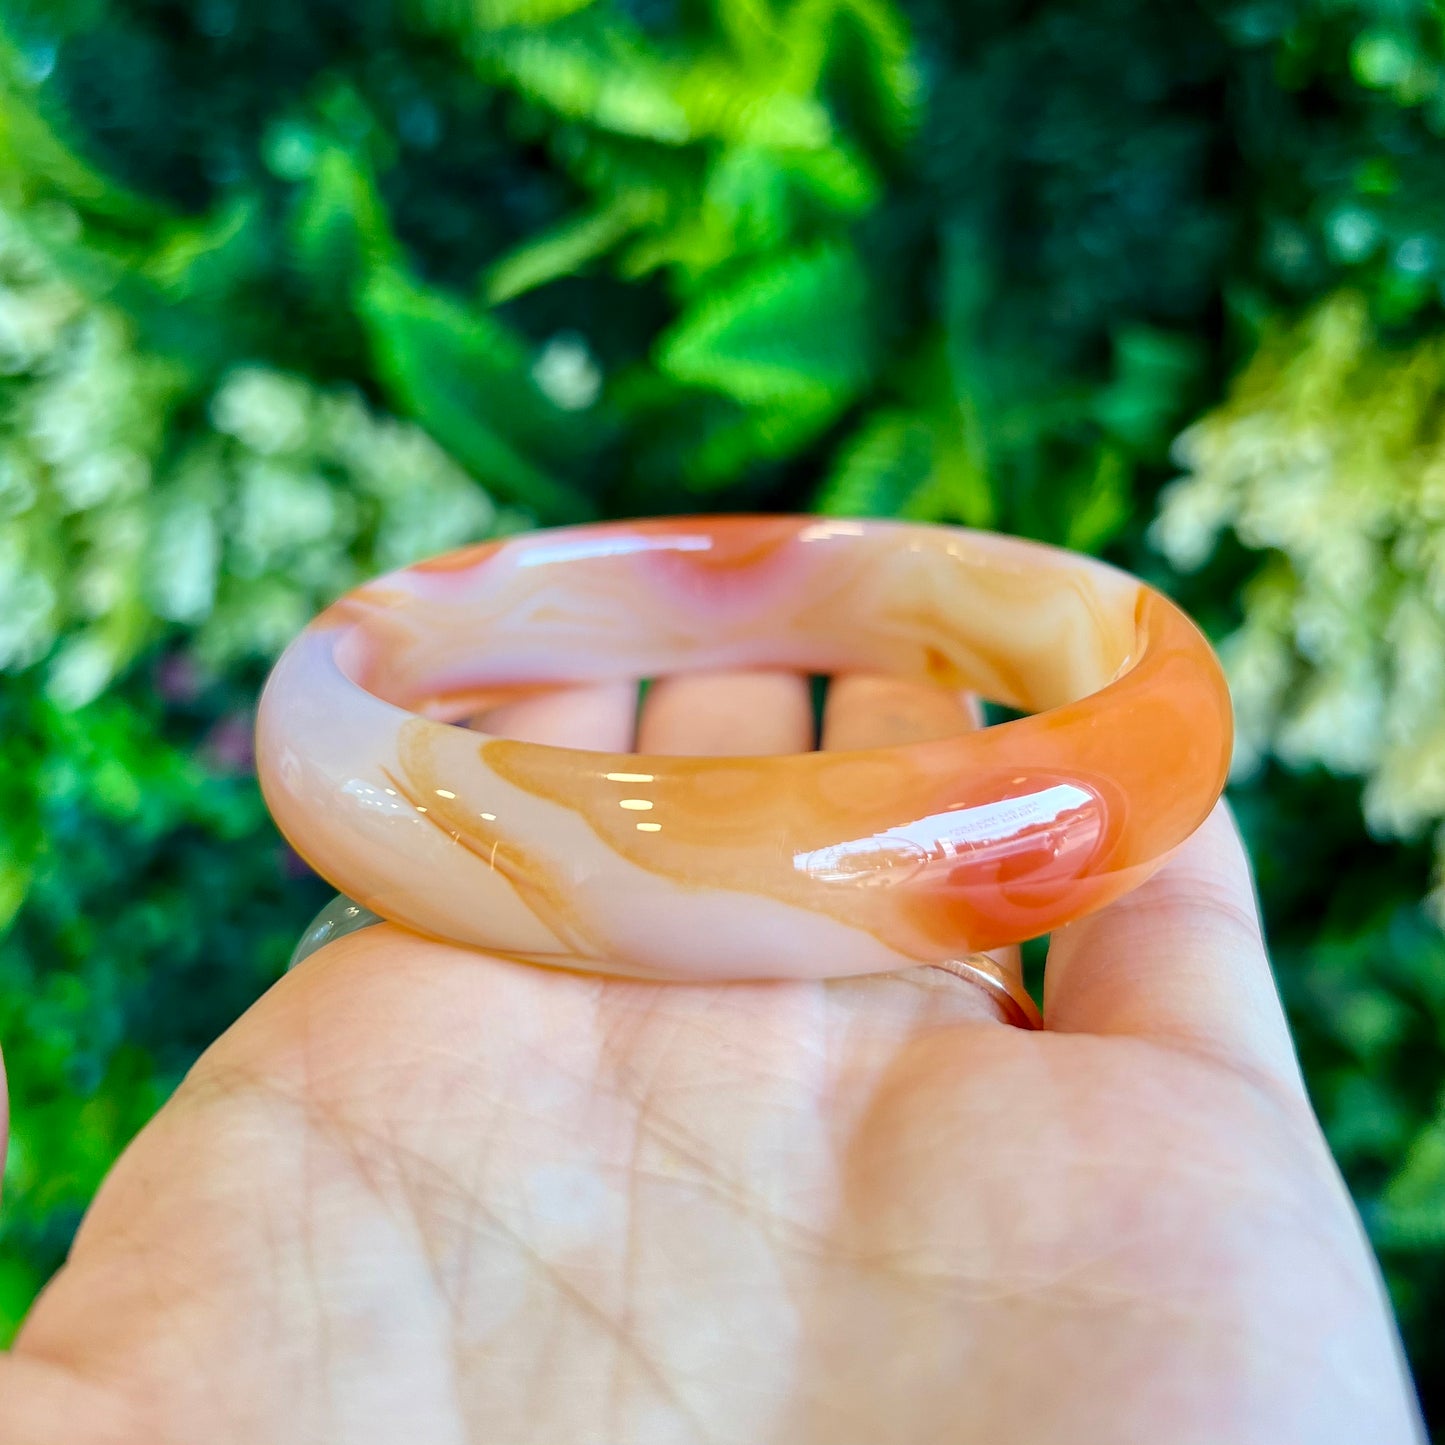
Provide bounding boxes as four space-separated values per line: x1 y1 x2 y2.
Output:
256 517 1231 982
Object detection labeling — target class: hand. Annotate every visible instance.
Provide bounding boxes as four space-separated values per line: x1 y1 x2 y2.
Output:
0 674 1424 1445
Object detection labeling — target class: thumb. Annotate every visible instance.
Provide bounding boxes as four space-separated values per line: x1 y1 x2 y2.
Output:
1042 802 1305 1096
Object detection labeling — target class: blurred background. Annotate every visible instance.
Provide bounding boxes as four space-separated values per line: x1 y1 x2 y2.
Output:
0 0 1443 1426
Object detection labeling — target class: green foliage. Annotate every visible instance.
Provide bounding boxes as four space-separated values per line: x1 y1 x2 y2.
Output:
1158 295 1445 855
360 263 599 519
0 0 1443 1424
0 667 330 1316
0 219 503 700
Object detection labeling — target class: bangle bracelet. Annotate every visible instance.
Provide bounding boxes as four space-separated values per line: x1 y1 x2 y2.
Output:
283 894 1045 1028
257 517 1231 982
285 896 1044 1028
289 894 383 971
284 891 1044 1026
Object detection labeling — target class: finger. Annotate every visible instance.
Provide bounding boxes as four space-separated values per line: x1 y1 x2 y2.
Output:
1044 801 1305 1094
820 674 982 749
475 681 638 750
636 670 814 755
822 675 1020 1026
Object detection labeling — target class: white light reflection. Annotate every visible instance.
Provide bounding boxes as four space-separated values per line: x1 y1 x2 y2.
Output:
516 534 711 568
795 784 1098 885
342 779 415 818
798 519 866 542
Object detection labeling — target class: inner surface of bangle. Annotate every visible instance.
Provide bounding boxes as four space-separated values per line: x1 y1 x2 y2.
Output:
329 519 1143 723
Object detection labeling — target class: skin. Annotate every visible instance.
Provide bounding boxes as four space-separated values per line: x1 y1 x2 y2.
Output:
0 673 1426 1445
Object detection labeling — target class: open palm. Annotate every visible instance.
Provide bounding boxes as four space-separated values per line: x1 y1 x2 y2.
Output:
1 674 1424 1445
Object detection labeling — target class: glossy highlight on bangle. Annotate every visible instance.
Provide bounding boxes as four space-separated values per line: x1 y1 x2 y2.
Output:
256 517 1232 982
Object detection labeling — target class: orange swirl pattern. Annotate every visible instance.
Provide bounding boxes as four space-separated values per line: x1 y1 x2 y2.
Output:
256 517 1232 980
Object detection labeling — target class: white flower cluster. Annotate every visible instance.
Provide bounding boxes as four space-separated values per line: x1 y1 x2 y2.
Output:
0 214 501 707
1152 292 1445 914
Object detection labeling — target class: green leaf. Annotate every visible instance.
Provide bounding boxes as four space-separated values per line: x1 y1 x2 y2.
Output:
413 0 601 35
292 144 401 291
657 243 872 418
489 24 693 144
784 140 879 214
488 15 832 150
793 0 919 147
1377 1100 1445 1250
6 200 259 373
1094 326 1204 454
836 0 920 139
0 1256 43 1345
684 401 831 489
360 266 597 522
0 30 166 229
0 859 31 933
815 410 932 516
484 191 661 304
922 391 993 529
1063 447 1133 553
